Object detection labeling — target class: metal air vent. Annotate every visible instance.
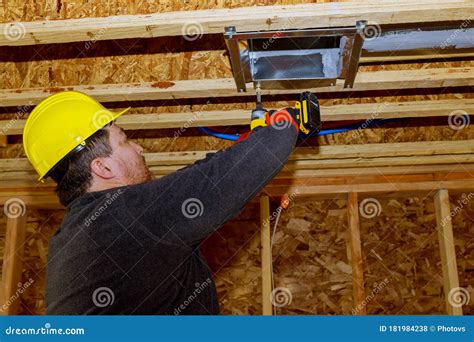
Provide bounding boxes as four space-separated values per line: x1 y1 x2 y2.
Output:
224 21 367 91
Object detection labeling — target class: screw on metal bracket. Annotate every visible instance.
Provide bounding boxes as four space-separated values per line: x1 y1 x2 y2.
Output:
255 81 262 104
224 26 236 38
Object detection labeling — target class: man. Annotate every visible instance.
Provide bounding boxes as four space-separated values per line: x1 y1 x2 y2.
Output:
23 91 301 314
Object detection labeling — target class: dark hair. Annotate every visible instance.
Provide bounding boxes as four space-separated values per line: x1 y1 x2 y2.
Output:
48 125 112 206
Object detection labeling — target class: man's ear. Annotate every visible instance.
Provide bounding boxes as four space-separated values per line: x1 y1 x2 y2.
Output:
90 157 115 179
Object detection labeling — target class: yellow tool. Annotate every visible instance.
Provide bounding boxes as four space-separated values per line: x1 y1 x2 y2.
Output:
250 86 321 135
293 92 321 135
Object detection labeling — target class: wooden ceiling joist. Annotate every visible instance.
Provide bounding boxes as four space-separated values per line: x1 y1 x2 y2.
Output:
1 67 473 108
1 173 472 208
2 139 474 171
1 98 472 135
1 140 473 194
0 0 471 47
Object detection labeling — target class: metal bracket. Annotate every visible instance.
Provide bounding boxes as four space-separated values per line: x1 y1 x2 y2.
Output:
343 20 367 89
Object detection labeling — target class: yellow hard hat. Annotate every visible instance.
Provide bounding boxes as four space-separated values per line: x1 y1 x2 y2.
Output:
23 91 130 181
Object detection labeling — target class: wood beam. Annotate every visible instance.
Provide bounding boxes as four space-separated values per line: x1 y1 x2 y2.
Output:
1 1 471 46
1 174 473 208
2 164 474 188
347 192 366 315
434 189 463 315
1 67 472 107
266 179 474 198
2 140 474 173
0 204 28 315
260 195 273 315
1 99 472 135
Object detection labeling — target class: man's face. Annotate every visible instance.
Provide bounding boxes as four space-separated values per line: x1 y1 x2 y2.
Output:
106 124 154 185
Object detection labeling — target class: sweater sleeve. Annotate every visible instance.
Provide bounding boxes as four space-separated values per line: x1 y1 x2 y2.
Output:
119 123 298 246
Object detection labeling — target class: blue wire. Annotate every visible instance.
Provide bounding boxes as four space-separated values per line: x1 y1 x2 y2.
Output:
198 118 402 141
198 127 239 141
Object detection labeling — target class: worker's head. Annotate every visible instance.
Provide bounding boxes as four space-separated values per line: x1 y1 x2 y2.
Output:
49 122 153 206
23 91 153 206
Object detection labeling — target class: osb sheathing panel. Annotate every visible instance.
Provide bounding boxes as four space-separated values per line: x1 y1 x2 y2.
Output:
1 1 474 158
271 198 353 315
0 0 473 315
450 194 474 315
201 203 263 315
360 197 444 314
17 210 63 315
1 0 337 22
360 195 474 315
1 194 472 315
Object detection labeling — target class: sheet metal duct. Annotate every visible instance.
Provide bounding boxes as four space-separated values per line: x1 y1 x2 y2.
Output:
224 21 474 92
224 21 367 91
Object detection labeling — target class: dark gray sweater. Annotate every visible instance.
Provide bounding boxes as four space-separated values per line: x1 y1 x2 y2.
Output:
45 123 297 314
